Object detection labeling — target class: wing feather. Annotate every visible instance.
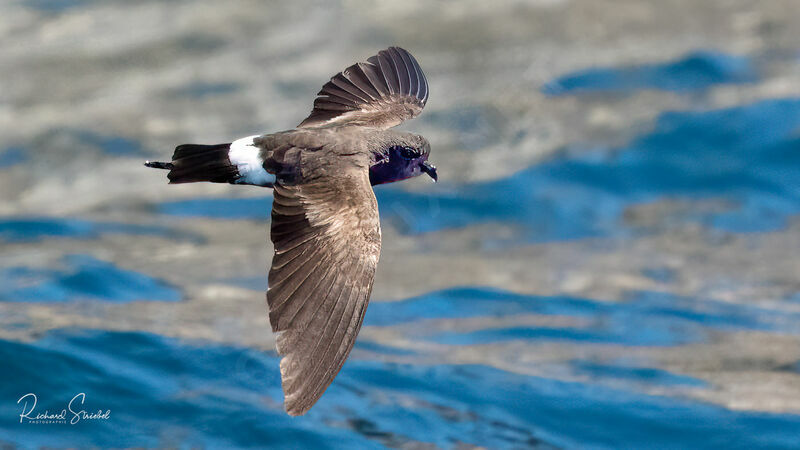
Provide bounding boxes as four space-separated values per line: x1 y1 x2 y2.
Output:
282 269 355 396
370 53 399 95
396 47 420 97
359 62 390 97
387 47 410 95
267 166 381 416
268 243 326 292
268 249 329 319
345 63 381 99
273 252 336 328
298 47 429 129
292 261 367 407
280 260 343 337
313 100 355 111
320 84 365 106
330 75 373 103
408 50 428 102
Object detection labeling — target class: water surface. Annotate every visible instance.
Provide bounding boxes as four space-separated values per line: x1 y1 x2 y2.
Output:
2 329 799 449
2 3 800 447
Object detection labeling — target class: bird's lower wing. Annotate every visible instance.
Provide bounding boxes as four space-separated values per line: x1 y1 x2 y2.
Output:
267 169 381 416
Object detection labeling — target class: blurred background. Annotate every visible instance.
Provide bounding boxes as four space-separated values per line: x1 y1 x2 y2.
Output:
1 0 800 448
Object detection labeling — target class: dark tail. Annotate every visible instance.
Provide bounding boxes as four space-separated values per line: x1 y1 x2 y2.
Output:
145 143 236 184
144 161 173 170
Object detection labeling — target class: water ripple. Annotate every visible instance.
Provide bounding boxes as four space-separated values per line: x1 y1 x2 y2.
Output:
1 329 798 448
378 97 800 238
366 287 799 347
0 255 180 303
0 217 202 243
543 51 756 95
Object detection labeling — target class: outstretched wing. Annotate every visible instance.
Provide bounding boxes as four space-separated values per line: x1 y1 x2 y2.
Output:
298 47 429 129
267 166 381 416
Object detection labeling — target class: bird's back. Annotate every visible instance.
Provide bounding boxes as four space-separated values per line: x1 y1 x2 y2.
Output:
254 127 377 184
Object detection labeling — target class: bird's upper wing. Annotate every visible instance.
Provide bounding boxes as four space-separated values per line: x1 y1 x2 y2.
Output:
267 161 381 416
298 47 429 129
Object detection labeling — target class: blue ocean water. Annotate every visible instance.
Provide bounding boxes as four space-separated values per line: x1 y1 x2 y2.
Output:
568 361 708 388
169 81 242 99
0 217 202 243
24 0 91 13
2 329 800 449
158 197 271 220
0 147 26 168
542 51 756 95
3 49 800 448
366 288 799 346
377 97 800 238
0 255 180 303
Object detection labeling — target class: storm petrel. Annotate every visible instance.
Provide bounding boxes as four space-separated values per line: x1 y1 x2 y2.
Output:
145 47 435 416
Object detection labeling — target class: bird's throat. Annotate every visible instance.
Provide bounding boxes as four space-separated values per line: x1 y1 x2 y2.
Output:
369 161 415 186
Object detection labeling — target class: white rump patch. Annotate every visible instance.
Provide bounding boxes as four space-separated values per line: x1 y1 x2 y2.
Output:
229 135 275 186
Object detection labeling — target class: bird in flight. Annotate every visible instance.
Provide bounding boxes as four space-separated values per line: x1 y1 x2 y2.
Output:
145 47 435 416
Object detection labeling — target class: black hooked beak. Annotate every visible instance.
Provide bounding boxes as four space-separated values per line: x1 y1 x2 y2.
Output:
420 161 438 182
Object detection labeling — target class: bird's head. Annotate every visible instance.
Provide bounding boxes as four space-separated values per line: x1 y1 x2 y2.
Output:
369 132 436 186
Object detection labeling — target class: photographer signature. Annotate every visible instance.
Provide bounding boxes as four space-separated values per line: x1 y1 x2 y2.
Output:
17 393 110 425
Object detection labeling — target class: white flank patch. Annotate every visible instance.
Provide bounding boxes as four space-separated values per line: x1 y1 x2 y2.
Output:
228 135 274 186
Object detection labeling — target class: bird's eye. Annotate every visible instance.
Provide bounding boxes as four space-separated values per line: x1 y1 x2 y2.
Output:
398 146 418 160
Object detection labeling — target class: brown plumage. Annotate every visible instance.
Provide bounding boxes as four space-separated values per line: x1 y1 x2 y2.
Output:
298 46 428 129
145 47 435 416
